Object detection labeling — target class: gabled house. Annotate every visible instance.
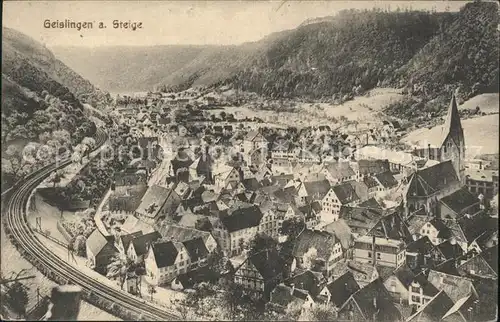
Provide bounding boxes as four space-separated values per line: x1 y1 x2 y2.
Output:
419 218 452 246
154 224 218 254
242 131 268 154
439 187 481 220
86 229 119 275
126 231 162 263
379 264 416 304
337 278 402 322
329 260 380 288
135 185 181 224
232 249 284 299
284 269 326 300
356 159 391 180
374 171 399 192
405 236 441 272
219 204 264 256
317 271 360 308
321 182 360 223
457 253 498 280
144 241 180 286
321 162 356 185
291 229 343 278
268 284 314 313
212 164 241 189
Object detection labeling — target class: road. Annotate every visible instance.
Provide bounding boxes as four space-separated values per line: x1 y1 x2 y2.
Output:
3 129 181 321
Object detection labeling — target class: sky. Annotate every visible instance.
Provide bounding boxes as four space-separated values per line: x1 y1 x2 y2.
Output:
3 1 470 47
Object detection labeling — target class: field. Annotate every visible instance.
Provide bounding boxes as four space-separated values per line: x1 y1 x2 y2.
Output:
458 93 499 114
403 114 499 158
210 88 405 128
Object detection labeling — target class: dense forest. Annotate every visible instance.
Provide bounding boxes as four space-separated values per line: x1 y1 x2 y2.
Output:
1 27 105 191
228 2 498 103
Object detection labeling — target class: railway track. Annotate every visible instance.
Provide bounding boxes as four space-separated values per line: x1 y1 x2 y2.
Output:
3 129 181 321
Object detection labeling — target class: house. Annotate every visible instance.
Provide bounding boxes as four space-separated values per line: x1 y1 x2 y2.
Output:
340 205 385 237
457 253 498 280
328 260 380 288
135 185 181 224
355 146 420 176
322 219 355 257
435 239 464 262
144 241 180 286
86 229 119 275
368 211 412 243
356 159 390 180
419 218 451 246
321 162 356 185
410 95 466 182
439 186 481 220
120 216 155 235
406 290 455 321
373 171 399 192
242 131 268 154
268 284 313 313
170 265 220 290
379 264 416 304
291 229 343 278
213 165 241 189
464 168 499 200
321 182 360 223
353 235 406 268
427 270 478 304
317 271 360 308
248 147 268 167
337 278 402 322
116 231 143 255
154 224 218 254
405 236 441 272
188 155 213 183
108 185 148 213
363 176 380 198
403 161 462 217
126 231 161 263
300 179 331 205
284 269 326 300
232 249 284 299
219 204 264 256
259 203 285 239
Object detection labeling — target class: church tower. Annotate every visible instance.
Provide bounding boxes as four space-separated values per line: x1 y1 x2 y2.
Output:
439 94 465 182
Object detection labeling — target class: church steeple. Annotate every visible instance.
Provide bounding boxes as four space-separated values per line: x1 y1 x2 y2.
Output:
442 94 464 141
440 94 465 182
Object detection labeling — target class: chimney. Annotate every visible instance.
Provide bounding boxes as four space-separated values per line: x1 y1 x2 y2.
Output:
427 144 431 159
412 234 418 241
372 235 377 267
373 297 377 310
479 161 483 170
290 283 295 295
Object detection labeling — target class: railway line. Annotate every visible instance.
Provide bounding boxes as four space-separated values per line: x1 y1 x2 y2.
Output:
3 129 181 321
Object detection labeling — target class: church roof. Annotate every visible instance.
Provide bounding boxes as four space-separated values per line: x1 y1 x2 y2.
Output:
439 94 464 147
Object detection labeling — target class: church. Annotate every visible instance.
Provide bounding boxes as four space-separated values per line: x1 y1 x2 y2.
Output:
404 95 470 218
411 95 466 182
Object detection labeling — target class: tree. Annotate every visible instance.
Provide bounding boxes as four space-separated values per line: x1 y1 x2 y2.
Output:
302 247 318 270
300 303 339 321
5 281 29 318
279 217 305 239
106 255 131 288
247 233 278 256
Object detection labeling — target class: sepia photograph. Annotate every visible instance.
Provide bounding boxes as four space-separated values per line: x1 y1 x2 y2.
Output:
1 0 499 321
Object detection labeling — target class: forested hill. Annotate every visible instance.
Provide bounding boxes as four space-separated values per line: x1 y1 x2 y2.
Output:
2 27 103 191
51 2 498 103
228 9 457 100
228 1 498 102
387 1 499 101
3 27 111 108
